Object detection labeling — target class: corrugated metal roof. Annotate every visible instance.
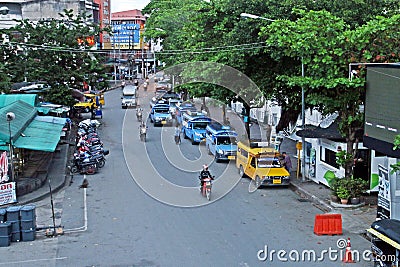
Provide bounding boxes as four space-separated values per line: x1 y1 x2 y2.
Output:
0 94 38 108
0 100 37 143
14 118 64 152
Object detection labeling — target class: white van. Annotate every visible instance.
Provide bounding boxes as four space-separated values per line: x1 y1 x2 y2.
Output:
121 86 137 109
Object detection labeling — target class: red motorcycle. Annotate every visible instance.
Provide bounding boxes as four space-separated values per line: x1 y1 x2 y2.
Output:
199 176 214 201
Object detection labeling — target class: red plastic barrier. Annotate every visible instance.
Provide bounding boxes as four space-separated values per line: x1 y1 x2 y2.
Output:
314 214 343 236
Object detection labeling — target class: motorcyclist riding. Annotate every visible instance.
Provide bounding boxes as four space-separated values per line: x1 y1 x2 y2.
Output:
199 164 214 190
139 121 147 132
139 121 148 141
136 107 143 121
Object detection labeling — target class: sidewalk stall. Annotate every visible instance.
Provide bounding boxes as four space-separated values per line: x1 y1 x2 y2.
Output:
368 219 400 267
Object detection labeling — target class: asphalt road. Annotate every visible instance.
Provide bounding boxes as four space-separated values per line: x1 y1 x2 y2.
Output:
1 82 372 267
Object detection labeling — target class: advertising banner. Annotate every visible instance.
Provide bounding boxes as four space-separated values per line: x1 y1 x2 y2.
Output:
377 164 391 219
0 182 17 206
111 24 141 50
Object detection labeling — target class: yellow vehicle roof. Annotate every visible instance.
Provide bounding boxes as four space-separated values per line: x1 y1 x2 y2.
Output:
238 141 280 157
74 102 94 107
84 93 104 97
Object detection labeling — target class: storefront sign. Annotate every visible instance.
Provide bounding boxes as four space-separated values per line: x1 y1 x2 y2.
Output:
0 182 17 206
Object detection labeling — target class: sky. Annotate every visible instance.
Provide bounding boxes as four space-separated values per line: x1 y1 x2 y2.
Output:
111 0 151 13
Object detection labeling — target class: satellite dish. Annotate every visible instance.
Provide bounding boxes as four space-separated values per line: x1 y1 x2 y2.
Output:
319 113 338 129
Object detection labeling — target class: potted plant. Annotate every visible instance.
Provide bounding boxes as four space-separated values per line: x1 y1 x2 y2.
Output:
336 185 350 204
328 176 340 202
349 177 368 204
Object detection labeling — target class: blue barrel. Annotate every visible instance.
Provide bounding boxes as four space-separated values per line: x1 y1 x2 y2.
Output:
0 208 6 223
20 205 36 221
21 229 35 241
0 222 11 236
20 220 35 231
6 206 22 221
11 231 20 242
9 221 20 233
0 235 11 247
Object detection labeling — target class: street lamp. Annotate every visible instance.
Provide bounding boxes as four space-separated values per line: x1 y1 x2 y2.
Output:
240 13 277 21
241 12 307 181
6 112 15 182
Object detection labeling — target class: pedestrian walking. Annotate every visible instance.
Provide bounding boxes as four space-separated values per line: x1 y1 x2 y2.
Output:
265 124 272 145
281 152 292 174
174 125 181 145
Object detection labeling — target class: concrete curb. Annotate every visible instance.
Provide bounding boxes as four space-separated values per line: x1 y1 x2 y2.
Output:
289 181 333 212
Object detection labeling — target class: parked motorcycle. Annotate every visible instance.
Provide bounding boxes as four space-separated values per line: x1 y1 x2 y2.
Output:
71 157 98 175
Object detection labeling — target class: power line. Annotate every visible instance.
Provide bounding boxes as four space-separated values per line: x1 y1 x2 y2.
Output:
0 40 269 56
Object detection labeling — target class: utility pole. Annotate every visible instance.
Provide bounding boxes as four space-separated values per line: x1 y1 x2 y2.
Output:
113 31 117 86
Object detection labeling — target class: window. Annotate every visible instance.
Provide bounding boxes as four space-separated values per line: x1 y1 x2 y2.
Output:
240 148 248 158
250 158 256 168
320 147 339 169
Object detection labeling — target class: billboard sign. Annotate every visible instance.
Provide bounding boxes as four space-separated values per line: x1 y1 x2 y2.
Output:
111 24 141 50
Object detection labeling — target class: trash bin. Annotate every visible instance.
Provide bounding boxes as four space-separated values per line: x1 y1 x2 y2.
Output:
0 222 11 236
0 208 6 223
21 229 36 241
20 205 36 221
6 206 22 221
0 222 11 247
10 221 20 233
11 231 20 242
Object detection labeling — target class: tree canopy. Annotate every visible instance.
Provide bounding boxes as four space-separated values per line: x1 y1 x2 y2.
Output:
143 0 400 176
0 9 110 106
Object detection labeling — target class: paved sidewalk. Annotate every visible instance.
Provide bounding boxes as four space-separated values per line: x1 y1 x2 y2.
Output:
280 136 378 235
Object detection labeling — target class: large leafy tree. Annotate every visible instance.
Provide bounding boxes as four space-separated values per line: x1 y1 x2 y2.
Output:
143 0 400 142
1 9 109 106
263 10 400 177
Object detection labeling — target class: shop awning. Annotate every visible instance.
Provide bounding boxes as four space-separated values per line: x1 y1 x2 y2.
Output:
296 121 345 142
13 118 64 152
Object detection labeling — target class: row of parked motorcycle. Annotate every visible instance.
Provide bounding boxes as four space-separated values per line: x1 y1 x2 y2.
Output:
71 119 109 175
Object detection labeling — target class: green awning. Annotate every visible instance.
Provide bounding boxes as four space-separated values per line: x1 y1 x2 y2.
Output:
13 119 64 152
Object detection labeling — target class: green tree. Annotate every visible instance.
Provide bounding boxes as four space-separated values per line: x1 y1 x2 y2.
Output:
2 9 109 106
263 10 400 177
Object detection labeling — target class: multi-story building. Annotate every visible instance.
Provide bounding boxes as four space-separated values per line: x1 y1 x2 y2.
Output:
94 0 111 49
0 0 108 49
109 9 153 78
